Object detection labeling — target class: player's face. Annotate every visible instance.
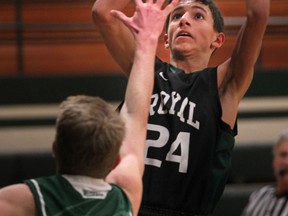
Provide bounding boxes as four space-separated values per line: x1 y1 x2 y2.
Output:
164 1 218 57
273 140 288 184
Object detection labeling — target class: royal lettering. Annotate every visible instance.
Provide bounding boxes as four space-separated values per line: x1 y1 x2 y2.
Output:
150 91 200 130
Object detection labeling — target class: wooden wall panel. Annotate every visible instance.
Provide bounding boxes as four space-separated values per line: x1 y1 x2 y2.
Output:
22 2 93 23
261 36 288 69
0 0 287 78
23 42 122 75
0 4 17 76
0 4 16 22
0 45 18 76
217 0 288 17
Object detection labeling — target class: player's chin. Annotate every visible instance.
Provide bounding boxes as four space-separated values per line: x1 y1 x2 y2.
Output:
172 44 194 56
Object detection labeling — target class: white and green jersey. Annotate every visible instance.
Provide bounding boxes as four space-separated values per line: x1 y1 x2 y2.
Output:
25 175 132 216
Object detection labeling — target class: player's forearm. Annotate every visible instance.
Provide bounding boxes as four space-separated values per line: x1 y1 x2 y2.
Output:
119 39 157 174
125 37 158 120
227 0 270 97
92 0 136 76
242 0 270 63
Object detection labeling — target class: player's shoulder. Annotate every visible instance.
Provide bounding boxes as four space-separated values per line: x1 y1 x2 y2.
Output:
0 184 35 215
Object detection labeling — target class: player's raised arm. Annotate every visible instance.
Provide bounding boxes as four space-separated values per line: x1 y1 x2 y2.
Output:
92 0 136 75
218 0 270 127
105 0 178 215
219 0 270 99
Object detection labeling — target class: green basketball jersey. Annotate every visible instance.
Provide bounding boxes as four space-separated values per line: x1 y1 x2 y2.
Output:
25 175 132 216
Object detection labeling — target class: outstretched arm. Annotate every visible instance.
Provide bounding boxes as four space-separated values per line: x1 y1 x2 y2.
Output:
105 0 178 214
218 0 270 128
92 0 135 75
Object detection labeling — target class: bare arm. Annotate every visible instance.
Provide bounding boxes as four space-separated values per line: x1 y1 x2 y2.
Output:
105 0 178 214
218 0 270 128
92 0 135 75
0 184 35 216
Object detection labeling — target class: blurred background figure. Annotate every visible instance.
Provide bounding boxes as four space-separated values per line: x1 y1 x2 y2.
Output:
242 129 288 216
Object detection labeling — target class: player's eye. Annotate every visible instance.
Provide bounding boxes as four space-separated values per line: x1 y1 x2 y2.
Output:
194 13 204 20
172 13 183 20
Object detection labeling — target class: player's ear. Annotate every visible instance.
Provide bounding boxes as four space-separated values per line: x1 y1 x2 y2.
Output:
164 33 170 49
112 154 121 169
211 32 225 49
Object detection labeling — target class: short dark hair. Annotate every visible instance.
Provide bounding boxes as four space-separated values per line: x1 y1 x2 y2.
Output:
165 0 224 33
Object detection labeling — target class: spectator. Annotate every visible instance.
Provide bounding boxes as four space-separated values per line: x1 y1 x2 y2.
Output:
242 129 288 216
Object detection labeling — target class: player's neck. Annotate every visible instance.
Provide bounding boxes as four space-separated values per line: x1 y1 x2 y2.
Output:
170 54 210 74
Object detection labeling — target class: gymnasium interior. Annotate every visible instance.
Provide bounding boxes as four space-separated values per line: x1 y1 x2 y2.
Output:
1 0 288 215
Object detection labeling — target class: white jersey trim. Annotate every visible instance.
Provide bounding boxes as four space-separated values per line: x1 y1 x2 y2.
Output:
31 179 47 216
62 175 112 199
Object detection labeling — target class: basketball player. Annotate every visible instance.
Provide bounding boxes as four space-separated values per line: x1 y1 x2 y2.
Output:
0 0 177 215
92 0 270 215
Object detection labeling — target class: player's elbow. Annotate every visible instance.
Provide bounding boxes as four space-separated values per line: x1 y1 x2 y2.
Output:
247 4 270 26
91 1 111 25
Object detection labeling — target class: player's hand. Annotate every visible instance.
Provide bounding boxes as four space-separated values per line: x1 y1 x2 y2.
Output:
110 0 178 39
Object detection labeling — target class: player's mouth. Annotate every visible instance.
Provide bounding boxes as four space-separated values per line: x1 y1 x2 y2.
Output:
176 30 193 38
